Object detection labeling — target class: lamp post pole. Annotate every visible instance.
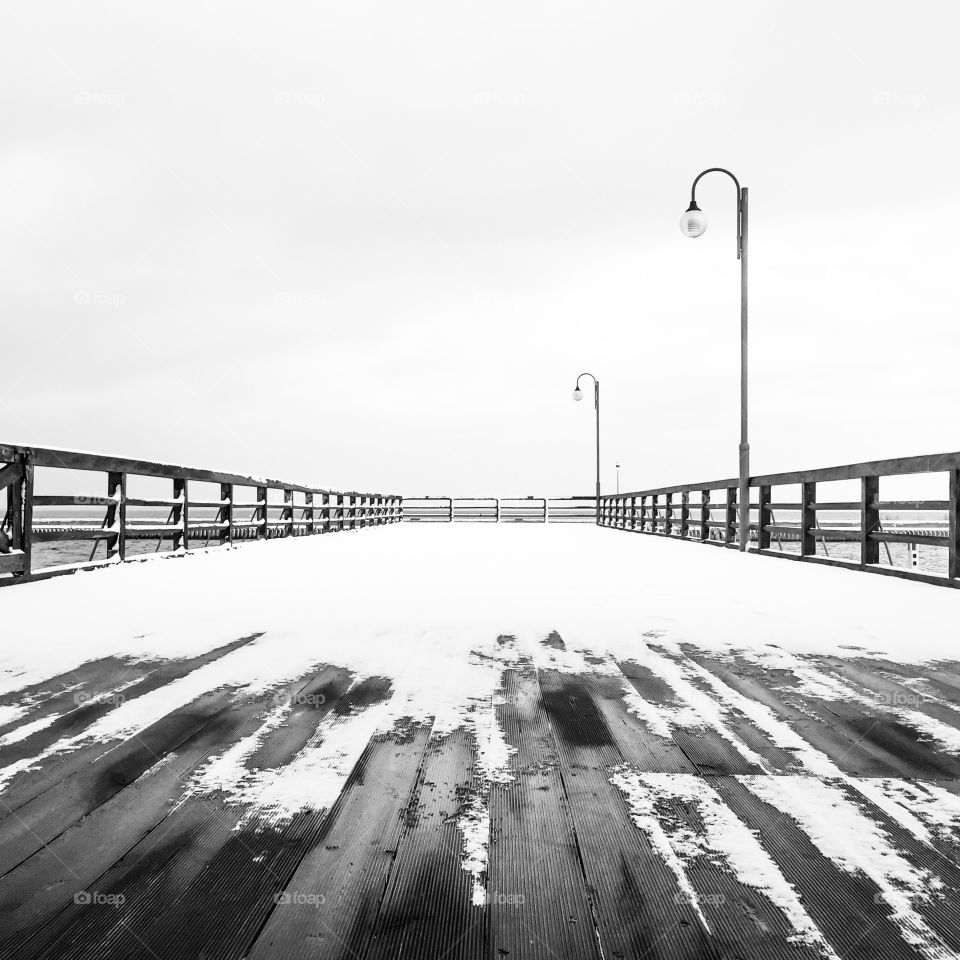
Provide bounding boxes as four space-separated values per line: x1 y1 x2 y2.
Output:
680 168 750 552
572 373 600 524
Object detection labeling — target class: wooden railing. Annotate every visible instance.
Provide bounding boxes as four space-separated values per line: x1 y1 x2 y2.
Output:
597 452 960 588
0 444 401 585
401 496 596 523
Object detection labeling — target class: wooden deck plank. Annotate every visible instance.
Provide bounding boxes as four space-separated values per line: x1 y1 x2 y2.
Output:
586 668 697 774
0 636 260 772
714 777 960 960
0 634 262 813
536 668 720 960
617 659 764 776
245 721 434 960
486 665 602 960
365 727 486 960
538 666 830 960
688 653 939 778
0 667 362 960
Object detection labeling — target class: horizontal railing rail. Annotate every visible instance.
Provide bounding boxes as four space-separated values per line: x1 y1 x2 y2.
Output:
401 496 596 523
598 451 960 588
1 444 401 585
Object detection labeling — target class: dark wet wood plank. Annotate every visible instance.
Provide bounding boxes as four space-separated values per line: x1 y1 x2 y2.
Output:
0 636 260 770
0 635 262 812
246 722 434 960
0 666 355 953
1 670 371 960
617 659 764 776
0 686 243 878
365 727 485 959
540 667 833 960
817 656 960 734
487 666 602 960
714 777 960 959
536 668 719 960
586 667 697 774
687 653 936 778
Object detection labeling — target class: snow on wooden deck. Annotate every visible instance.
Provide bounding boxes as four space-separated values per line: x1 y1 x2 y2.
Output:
2 524 960 959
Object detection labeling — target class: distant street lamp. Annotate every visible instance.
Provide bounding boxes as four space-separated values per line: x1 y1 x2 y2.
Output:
616 463 620 494
680 167 750 552
572 373 600 523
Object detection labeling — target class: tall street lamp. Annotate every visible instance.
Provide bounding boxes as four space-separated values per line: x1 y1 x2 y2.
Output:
680 167 749 552
616 463 620 494
572 373 600 523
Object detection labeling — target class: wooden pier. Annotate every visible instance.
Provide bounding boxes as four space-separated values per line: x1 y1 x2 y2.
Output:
1 522 960 960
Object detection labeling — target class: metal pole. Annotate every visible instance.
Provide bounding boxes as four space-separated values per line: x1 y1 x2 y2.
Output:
595 380 601 523
738 187 749 552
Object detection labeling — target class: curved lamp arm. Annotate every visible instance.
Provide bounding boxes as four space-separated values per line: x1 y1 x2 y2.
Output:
574 371 599 408
687 167 743 260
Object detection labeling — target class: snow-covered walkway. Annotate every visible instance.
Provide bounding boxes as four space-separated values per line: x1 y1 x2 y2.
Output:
2 523 960 959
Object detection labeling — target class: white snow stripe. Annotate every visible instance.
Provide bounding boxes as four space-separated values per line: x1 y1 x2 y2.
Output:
741 775 957 960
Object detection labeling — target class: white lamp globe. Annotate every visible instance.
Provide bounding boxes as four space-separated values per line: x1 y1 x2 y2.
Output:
680 206 707 238
572 387 583 401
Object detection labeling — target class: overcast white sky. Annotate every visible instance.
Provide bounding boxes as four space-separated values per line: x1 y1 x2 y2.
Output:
4 2 959 496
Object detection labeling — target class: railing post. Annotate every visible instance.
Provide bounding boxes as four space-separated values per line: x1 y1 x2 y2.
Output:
221 483 233 545
651 494 658 533
724 487 736 546
305 492 315 536
630 496 637 530
173 478 189 551
257 486 268 539
7 452 34 577
640 495 647 532
700 489 710 542
495 498 500 523
950 469 960 579
680 491 690 539
106 471 126 561
284 489 294 537
543 498 548 523
800 481 816 557
757 484 771 551
448 497 454 523
861 475 880 566
665 492 673 536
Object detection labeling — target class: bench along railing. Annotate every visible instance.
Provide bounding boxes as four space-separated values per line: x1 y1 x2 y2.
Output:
401 496 596 523
0 444 401 584
598 451 960 589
